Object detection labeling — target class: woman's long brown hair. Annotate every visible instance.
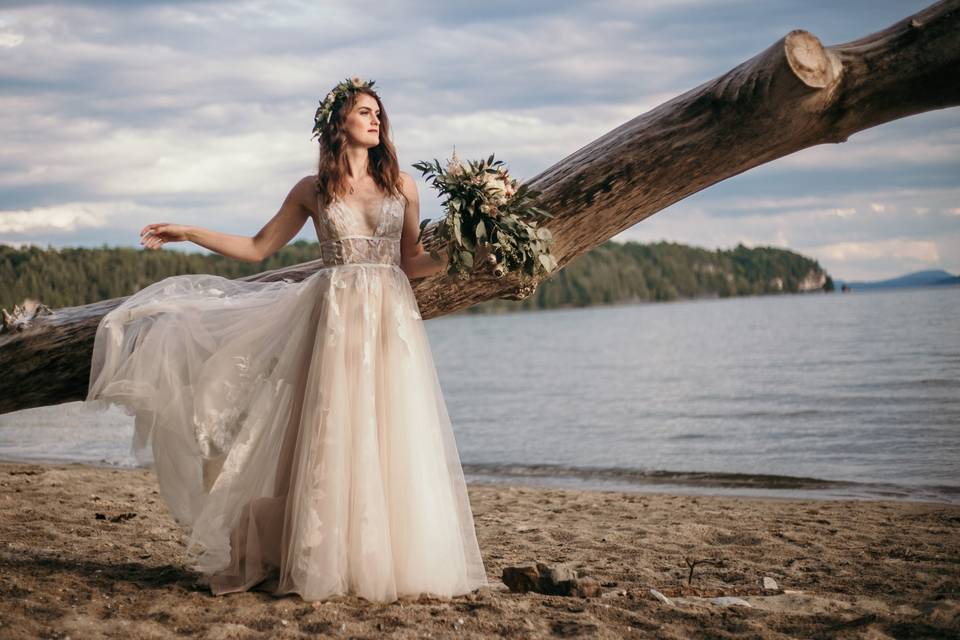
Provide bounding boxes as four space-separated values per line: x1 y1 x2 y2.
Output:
313 86 404 212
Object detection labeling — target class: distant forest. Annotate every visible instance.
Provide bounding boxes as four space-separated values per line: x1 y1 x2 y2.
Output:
0 240 833 314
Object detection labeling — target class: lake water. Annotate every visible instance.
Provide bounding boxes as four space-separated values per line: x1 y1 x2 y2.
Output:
2 286 958 504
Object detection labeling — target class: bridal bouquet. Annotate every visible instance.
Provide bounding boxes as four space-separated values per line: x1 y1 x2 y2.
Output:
412 151 558 281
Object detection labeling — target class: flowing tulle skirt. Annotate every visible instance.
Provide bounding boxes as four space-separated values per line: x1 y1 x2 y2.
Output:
85 263 488 602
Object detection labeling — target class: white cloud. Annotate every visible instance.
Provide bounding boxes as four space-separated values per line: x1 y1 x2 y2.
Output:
0 202 119 234
773 110 960 170
807 238 940 263
793 237 954 281
0 30 24 48
701 188 960 218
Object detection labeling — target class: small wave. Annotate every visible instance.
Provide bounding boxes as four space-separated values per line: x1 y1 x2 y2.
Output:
462 462 843 489
841 378 960 392
461 462 960 504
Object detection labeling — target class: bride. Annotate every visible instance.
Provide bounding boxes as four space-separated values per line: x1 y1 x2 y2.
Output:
86 76 489 603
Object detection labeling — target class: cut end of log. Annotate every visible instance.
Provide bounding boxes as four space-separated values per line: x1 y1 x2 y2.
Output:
784 30 842 89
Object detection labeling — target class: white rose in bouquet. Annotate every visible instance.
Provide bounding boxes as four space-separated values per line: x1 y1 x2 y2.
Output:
480 202 499 218
483 171 510 205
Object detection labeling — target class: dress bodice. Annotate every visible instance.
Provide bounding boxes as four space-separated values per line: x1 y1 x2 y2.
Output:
313 192 405 267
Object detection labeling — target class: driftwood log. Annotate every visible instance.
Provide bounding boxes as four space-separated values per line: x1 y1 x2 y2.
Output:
1 0 958 415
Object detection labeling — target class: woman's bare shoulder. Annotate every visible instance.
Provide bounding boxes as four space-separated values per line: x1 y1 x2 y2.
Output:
397 171 418 204
296 174 320 215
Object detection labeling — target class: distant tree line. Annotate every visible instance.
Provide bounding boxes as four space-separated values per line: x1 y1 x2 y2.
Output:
468 240 833 314
0 240 322 310
0 239 833 313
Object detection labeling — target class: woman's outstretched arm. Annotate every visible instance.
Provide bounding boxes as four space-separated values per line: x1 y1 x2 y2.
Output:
140 176 315 263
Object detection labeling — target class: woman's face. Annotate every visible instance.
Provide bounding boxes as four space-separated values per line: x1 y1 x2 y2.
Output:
343 93 381 148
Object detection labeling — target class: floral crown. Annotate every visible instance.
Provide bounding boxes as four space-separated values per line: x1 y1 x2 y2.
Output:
311 75 376 140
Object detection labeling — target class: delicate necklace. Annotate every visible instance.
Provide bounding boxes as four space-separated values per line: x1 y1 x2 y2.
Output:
347 168 368 195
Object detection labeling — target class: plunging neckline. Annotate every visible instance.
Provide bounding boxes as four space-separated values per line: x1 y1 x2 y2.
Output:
337 195 383 219
329 193 402 237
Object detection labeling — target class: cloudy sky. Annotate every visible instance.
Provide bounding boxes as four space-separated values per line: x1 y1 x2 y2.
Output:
1 0 957 281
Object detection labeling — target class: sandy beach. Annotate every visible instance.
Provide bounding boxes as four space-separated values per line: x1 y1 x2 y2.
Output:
0 461 957 639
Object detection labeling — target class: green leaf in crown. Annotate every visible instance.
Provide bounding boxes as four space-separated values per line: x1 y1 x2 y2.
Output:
412 150 558 281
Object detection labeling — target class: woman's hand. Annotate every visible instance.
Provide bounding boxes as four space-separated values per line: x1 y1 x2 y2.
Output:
140 223 192 250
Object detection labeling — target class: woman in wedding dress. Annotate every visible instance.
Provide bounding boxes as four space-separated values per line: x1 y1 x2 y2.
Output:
85 78 489 603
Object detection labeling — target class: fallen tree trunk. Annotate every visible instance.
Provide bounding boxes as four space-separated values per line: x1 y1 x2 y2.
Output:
2 0 958 414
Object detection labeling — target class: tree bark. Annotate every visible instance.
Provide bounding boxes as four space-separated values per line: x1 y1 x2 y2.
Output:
2 0 958 414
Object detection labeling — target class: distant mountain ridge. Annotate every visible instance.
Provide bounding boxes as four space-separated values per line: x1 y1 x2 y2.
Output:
836 269 960 290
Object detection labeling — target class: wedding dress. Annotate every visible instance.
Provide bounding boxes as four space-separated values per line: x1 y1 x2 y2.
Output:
85 190 488 602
